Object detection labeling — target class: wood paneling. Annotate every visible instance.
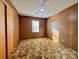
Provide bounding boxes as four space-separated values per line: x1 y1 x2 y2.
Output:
13 12 19 47
19 16 47 40
7 6 14 57
7 4 19 57
2 0 17 14
0 0 20 57
47 3 78 50
0 0 6 59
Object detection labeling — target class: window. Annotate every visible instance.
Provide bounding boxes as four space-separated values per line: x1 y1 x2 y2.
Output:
32 20 39 32
52 28 59 43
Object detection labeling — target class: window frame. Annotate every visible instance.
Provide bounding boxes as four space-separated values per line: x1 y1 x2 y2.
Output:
32 20 39 33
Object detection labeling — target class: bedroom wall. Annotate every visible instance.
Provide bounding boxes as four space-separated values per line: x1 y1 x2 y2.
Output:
7 6 19 56
3 0 19 57
0 0 6 59
47 3 78 50
19 16 47 40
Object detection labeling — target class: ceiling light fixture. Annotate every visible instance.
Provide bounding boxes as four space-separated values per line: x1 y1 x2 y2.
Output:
40 8 44 12
39 0 46 12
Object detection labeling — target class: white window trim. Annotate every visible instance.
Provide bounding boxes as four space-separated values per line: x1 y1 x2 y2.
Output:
32 20 39 32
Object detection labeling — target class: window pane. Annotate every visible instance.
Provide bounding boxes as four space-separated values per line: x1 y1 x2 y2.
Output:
32 20 39 32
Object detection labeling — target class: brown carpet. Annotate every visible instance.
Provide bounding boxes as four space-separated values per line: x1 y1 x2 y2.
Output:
8 38 77 59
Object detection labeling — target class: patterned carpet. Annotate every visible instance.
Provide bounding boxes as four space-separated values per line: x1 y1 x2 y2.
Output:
8 38 77 59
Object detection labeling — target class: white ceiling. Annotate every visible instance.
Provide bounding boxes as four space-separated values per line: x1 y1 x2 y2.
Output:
10 0 77 18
